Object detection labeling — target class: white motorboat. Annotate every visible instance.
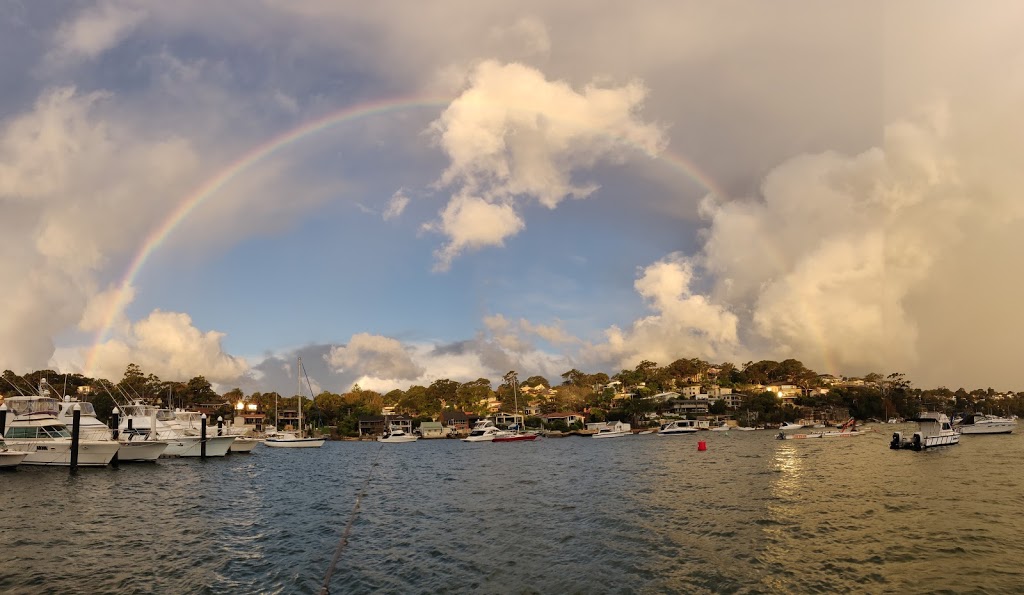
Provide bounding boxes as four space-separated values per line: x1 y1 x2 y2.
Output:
0 436 29 468
2 387 119 466
378 425 419 443
588 421 632 438
658 420 700 435
56 398 167 462
778 418 867 440
228 434 259 452
779 421 804 431
264 357 325 448
710 422 730 432
462 419 510 442
955 414 1016 435
118 404 236 457
890 412 960 450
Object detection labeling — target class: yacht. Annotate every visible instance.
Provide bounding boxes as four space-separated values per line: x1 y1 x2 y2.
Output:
0 436 29 468
462 419 510 442
56 398 167 462
779 421 804 431
588 421 632 438
118 402 236 457
378 425 419 443
955 413 1016 435
658 420 701 435
890 412 960 450
2 386 119 466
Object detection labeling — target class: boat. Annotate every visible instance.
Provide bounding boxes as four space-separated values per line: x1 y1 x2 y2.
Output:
227 433 260 452
2 382 120 466
55 397 167 462
118 404 236 457
0 436 29 468
264 357 325 448
779 421 804 431
777 418 867 440
378 423 419 443
710 422 730 432
489 371 539 442
462 419 511 442
734 426 757 431
954 413 1016 435
890 412 960 450
588 420 632 438
658 420 700 435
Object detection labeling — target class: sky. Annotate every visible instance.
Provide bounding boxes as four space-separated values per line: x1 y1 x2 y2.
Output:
2 1 1023 396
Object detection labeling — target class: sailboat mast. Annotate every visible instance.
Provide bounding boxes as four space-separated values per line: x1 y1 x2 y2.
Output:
297 357 304 439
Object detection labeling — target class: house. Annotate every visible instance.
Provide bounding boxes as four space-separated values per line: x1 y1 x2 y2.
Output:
278 409 299 431
440 410 470 435
359 415 413 436
678 385 701 398
418 421 447 438
494 412 524 427
669 399 710 415
541 412 584 427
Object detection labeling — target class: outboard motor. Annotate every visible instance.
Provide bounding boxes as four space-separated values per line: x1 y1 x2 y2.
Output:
890 432 902 449
912 433 922 451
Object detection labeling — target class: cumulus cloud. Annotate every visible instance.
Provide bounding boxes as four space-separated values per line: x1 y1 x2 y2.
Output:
86 310 250 384
426 60 665 267
46 1 145 66
326 333 425 381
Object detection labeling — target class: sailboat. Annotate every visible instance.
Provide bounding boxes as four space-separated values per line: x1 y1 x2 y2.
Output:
264 357 325 448
492 371 538 443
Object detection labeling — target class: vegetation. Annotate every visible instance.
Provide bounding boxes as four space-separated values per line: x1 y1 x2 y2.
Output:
3 358 1021 438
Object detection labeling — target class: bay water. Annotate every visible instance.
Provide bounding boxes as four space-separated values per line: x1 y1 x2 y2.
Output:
3 427 1023 594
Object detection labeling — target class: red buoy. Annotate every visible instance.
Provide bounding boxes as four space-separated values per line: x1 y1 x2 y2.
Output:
697 440 707 451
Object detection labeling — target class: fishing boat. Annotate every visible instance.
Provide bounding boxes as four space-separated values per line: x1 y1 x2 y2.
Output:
265 357 325 448
890 412 960 450
2 382 120 466
56 398 167 462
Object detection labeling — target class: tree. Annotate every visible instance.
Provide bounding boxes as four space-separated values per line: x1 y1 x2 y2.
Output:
185 376 218 408
561 369 585 386
523 375 550 389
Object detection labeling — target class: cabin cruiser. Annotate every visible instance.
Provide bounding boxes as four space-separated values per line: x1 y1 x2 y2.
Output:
55 398 167 462
378 425 419 443
2 387 119 466
954 413 1016 435
658 420 701 435
462 419 510 442
0 436 29 468
588 421 632 438
890 412 960 450
117 402 235 457
779 421 804 431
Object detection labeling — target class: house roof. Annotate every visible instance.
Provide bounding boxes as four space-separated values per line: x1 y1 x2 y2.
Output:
440 410 469 421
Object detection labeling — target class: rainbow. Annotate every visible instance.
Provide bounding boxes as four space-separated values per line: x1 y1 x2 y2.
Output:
84 96 730 375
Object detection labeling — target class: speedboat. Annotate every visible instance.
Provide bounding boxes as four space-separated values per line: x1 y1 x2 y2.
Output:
890 412 960 450
2 387 120 466
378 425 419 443
658 420 700 435
778 418 867 440
779 421 803 431
462 420 510 442
955 414 1016 435
588 421 632 438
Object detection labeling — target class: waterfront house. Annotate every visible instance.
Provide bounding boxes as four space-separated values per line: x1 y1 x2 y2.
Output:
494 412 525 427
541 412 584 428
359 415 414 436
440 410 470 435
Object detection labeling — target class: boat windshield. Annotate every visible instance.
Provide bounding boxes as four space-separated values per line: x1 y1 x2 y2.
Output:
156 410 177 422
5 397 61 416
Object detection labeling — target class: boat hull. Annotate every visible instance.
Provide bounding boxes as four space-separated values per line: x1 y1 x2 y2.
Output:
592 431 629 438
959 423 1015 435
263 437 325 448
4 440 120 466
161 435 236 457
116 440 168 461
0 450 29 468
228 437 259 452
778 431 865 440
378 435 419 443
492 434 538 442
658 429 698 435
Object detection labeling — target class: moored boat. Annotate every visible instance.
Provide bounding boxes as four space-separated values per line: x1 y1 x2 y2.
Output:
2 386 119 466
588 421 631 438
890 412 960 450
955 413 1016 435
378 424 419 443
658 420 700 435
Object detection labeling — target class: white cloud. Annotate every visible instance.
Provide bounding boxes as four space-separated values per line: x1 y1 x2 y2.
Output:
326 333 425 380
383 189 410 221
47 1 145 66
86 310 250 384
426 60 665 266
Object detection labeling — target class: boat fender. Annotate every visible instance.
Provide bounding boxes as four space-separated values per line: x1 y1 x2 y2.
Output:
912 433 922 451
890 432 901 449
